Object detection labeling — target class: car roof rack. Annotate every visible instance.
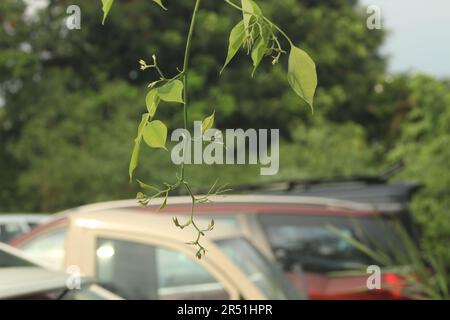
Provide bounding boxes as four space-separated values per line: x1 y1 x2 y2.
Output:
234 161 406 191
233 161 422 212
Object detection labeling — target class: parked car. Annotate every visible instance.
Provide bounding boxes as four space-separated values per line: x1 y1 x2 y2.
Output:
11 210 302 300
0 242 121 300
0 214 49 243
44 195 417 299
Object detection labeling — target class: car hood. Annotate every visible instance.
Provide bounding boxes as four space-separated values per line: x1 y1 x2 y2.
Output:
0 267 69 299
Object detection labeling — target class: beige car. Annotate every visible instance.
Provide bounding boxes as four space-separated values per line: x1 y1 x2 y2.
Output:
11 210 299 300
34 195 409 299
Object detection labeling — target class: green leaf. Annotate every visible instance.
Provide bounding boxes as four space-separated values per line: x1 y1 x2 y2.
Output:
129 140 141 181
101 0 114 25
145 90 160 117
143 120 168 150
287 45 317 111
153 0 167 10
251 28 270 77
250 0 262 15
137 180 160 193
129 113 149 181
159 193 168 210
241 0 262 33
157 80 184 103
220 21 246 74
202 111 215 133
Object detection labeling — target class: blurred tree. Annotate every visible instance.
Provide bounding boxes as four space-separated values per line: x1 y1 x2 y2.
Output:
367 74 416 144
279 115 380 180
10 76 143 211
386 75 450 264
0 0 41 210
0 0 386 211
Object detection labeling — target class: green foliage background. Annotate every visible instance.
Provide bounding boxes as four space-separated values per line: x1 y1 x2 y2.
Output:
0 1 448 267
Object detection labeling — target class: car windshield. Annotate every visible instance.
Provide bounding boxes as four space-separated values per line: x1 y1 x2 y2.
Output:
0 249 35 268
258 214 407 273
214 238 300 300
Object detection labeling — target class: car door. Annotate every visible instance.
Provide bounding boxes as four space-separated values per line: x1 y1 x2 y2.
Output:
70 228 242 300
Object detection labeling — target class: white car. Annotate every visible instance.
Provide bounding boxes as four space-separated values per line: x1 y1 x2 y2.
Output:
0 243 121 300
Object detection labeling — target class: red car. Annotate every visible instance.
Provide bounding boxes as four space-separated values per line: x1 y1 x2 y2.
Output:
12 195 415 299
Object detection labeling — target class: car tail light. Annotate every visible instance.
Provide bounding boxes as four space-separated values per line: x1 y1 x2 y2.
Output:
383 272 407 298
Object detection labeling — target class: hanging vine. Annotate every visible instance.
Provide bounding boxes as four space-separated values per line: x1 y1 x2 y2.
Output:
100 0 318 258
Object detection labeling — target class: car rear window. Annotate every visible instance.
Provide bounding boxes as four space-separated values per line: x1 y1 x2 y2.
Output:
258 214 408 273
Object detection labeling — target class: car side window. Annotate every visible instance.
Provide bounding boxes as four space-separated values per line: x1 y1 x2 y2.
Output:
96 238 229 300
20 228 66 270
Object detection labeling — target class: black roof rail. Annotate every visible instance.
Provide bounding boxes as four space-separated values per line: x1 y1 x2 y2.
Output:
234 161 406 192
232 161 423 212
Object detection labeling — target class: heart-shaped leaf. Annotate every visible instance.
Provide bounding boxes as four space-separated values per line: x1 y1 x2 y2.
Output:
157 80 184 104
287 45 317 111
220 21 245 74
101 0 114 25
143 120 168 150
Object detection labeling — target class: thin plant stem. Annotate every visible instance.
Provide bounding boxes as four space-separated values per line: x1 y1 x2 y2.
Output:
181 0 202 180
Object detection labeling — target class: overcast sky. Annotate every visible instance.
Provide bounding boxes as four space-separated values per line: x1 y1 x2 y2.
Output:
360 0 450 77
